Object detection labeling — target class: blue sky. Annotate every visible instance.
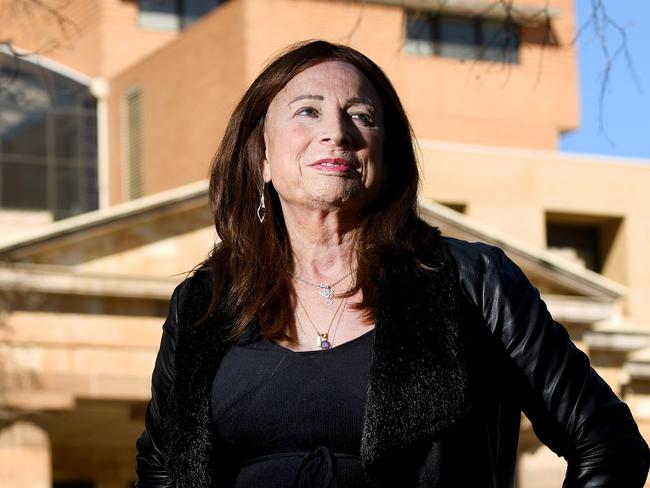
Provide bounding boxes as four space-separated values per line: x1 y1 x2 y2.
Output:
560 0 650 160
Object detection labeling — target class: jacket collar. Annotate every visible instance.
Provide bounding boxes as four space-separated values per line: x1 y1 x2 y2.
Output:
361 228 472 473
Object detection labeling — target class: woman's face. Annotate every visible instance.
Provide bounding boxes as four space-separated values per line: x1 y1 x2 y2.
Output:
262 60 385 215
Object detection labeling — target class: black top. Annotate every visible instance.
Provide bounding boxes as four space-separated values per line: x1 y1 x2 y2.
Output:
212 327 375 487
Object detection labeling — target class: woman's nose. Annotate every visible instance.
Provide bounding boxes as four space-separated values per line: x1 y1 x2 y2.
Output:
320 111 352 148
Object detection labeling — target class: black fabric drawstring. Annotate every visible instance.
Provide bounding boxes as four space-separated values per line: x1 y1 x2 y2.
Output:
292 446 339 488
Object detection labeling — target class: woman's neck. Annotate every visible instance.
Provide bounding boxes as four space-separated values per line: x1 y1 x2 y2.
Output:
282 205 358 282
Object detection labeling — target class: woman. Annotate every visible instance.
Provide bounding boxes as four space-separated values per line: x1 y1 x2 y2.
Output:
135 40 650 487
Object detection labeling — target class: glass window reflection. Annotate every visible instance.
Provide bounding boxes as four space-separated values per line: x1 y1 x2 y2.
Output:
438 17 478 60
405 15 436 56
0 52 98 219
1 111 48 156
56 164 81 214
138 0 223 30
55 114 81 159
404 12 520 64
2 161 48 209
482 20 519 63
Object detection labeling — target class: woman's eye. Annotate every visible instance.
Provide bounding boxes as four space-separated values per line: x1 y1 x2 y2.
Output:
296 107 319 117
351 112 375 126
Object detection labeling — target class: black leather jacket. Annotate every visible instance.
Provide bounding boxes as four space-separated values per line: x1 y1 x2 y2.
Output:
136 233 650 487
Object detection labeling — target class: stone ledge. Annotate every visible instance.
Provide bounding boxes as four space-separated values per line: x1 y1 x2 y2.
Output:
626 346 650 380
0 263 178 299
1 373 153 412
0 390 75 412
586 322 650 353
543 296 619 324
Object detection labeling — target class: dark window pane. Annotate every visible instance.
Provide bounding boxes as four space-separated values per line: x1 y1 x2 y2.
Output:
183 0 222 25
82 114 99 211
138 0 180 29
53 77 84 106
0 59 53 109
82 94 97 110
0 52 93 109
438 17 477 59
138 0 222 29
482 20 519 63
547 223 600 271
405 15 435 55
2 161 48 209
84 160 98 211
139 0 177 14
0 110 47 156
0 52 97 218
403 13 520 64
55 114 80 159
83 114 98 160
55 164 81 216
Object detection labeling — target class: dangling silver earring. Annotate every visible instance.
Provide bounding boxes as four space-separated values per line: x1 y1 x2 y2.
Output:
257 187 266 223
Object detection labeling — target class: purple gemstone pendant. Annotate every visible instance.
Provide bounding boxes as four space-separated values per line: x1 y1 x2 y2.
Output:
318 333 331 350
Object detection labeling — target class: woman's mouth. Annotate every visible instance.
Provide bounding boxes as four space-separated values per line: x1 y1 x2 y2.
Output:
310 158 355 173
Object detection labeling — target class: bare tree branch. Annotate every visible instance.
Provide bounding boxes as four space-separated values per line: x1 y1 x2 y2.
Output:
0 0 79 55
352 0 638 137
342 0 367 44
0 0 82 109
572 0 639 142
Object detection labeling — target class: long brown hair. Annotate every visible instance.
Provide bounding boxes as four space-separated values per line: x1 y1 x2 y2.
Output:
204 40 423 341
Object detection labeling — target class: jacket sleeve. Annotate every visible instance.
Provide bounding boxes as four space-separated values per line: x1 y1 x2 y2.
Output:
464 244 650 487
135 284 181 487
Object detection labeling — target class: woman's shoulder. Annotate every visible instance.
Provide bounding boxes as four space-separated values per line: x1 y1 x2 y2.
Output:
441 236 505 276
440 235 535 312
407 222 506 279
173 266 212 303
168 267 215 327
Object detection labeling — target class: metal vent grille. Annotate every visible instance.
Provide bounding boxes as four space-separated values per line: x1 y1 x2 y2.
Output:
122 88 143 200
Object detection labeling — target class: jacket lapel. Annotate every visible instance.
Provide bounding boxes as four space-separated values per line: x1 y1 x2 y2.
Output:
166 271 231 488
360 228 473 473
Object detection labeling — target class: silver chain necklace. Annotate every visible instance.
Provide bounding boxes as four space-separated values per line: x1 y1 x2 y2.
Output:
295 294 348 349
292 269 354 305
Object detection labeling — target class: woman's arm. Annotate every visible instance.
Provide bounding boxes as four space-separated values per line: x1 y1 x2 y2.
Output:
135 285 180 488
451 239 650 487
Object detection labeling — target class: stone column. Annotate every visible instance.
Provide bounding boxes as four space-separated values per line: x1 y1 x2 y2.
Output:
0 420 52 488
90 77 110 210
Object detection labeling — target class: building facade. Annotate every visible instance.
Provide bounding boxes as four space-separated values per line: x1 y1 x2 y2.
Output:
1 0 650 486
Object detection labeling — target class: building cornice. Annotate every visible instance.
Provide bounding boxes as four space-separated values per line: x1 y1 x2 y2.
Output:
0 180 208 260
419 198 626 300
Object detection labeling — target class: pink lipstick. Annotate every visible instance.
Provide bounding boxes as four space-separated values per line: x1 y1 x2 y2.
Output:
310 158 354 173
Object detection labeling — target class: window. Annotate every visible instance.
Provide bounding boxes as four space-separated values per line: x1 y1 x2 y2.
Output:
405 12 520 63
138 0 224 30
122 88 144 200
0 52 98 219
547 223 600 271
545 212 625 276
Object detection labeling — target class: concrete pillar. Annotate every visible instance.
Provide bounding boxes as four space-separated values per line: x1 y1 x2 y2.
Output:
0 420 51 488
90 77 110 210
